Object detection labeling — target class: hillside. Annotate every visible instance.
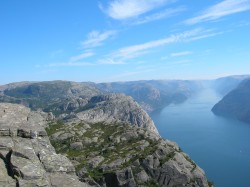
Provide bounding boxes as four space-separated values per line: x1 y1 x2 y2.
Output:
212 78 250 123
0 90 211 186
212 75 250 96
97 80 202 112
46 120 210 187
0 80 202 114
0 81 101 115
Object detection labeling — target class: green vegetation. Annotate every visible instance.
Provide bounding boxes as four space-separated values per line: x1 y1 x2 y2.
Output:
88 167 104 181
45 121 163 180
45 120 201 186
184 155 197 172
145 180 159 187
159 151 175 165
1 81 101 116
45 121 64 136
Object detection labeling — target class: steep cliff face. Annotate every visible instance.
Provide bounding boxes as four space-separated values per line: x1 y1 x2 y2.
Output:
72 94 158 134
0 103 89 187
212 78 250 123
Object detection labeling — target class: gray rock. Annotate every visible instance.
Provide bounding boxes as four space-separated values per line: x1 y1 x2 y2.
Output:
120 131 138 142
0 137 14 149
0 103 89 187
116 167 136 187
70 142 83 150
39 150 76 174
75 94 159 134
87 156 104 168
57 132 74 141
135 170 149 183
0 158 16 187
92 137 98 143
101 158 125 172
49 173 90 187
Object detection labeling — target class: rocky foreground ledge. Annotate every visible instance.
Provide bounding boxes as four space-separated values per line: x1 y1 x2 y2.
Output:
0 103 89 187
0 103 211 187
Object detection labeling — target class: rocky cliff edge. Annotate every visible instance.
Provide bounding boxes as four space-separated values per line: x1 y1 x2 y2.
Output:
0 103 89 187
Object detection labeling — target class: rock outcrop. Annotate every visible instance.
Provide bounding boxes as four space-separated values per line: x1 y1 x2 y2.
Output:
0 103 89 187
71 94 158 134
46 120 210 187
212 78 250 124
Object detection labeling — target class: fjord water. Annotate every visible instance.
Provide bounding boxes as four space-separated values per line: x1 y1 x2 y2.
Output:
150 88 250 187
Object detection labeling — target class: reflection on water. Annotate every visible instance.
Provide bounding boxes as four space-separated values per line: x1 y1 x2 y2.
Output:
150 88 250 187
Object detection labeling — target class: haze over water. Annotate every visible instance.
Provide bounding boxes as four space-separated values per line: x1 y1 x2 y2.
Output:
150 87 250 187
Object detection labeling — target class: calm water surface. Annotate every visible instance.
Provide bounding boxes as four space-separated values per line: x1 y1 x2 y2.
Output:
150 88 250 187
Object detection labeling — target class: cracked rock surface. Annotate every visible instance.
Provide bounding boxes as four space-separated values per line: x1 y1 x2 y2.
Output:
0 103 89 187
46 120 210 187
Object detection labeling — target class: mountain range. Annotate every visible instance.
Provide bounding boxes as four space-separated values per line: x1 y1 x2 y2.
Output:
0 80 203 115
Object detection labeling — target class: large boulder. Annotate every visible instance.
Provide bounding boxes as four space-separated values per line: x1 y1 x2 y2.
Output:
0 103 89 187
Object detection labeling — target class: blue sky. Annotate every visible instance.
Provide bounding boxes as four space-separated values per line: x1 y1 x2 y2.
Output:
1 0 250 84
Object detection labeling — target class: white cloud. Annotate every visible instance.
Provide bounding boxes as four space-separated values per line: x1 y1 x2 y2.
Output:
185 0 250 25
114 28 218 59
97 58 124 65
134 6 186 25
69 51 94 62
100 0 170 20
48 62 92 67
47 51 94 67
171 51 192 57
81 30 117 48
99 28 220 65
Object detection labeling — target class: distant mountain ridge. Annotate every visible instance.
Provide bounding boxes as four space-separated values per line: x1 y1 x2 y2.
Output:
212 75 250 96
0 81 101 114
97 80 202 112
0 80 203 114
212 78 250 124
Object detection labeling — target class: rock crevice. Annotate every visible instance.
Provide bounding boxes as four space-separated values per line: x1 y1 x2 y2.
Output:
0 103 89 187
